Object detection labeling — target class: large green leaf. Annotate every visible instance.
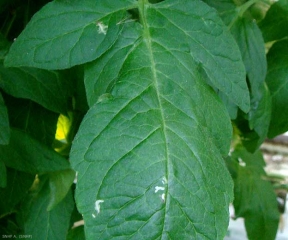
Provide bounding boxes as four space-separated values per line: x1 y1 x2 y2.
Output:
22 179 74 240
0 128 70 174
229 145 279 240
0 168 34 217
259 0 288 42
4 0 137 70
0 92 9 145
0 64 70 114
266 40 288 137
69 0 251 238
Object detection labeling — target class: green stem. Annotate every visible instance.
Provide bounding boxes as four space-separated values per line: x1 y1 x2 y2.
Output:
228 0 263 30
138 0 149 35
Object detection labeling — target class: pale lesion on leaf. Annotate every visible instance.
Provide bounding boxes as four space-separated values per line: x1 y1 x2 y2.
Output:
92 199 104 218
96 21 108 35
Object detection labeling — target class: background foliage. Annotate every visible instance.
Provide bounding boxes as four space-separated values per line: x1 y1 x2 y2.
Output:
0 0 287 239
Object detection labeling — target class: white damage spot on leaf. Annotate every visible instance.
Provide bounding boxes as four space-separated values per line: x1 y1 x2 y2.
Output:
73 171 78 184
92 213 96 218
95 200 104 213
96 22 108 35
161 193 166 202
238 158 246 167
162 176 167 184
155 186 165 193
155 176 168 203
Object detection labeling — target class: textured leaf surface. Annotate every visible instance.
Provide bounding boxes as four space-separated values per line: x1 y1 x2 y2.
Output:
47 169 75 210
0 128 70 174
229 145 279 240
266 40 288 137
259 0 288 42
0 168 34 216
4 0 137 69
85 0 249 112
22 180 74 240
0 92 9 145
0 64 70 114
70 1 245 239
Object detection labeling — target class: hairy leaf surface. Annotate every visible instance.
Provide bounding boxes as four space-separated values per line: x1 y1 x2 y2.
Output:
0 65 70 114
266 40 288 137
0 92 9 145
69 0 250 239
229 145 279 240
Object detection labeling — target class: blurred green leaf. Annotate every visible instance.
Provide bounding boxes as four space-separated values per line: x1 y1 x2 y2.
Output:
0 160 7 188
0 63 71 114
67 226 85 240
259 0 288 42
0 128 70 174
230 145 279 240
0 34 10 59
0 168 34 217
246 84 271 151
230 17 270 151
22 179 74 240
0 92 9 145
4 94 58 146
47 169 75 211
266 39 288 137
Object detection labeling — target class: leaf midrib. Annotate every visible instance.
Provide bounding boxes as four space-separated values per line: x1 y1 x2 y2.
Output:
139 1 169 237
